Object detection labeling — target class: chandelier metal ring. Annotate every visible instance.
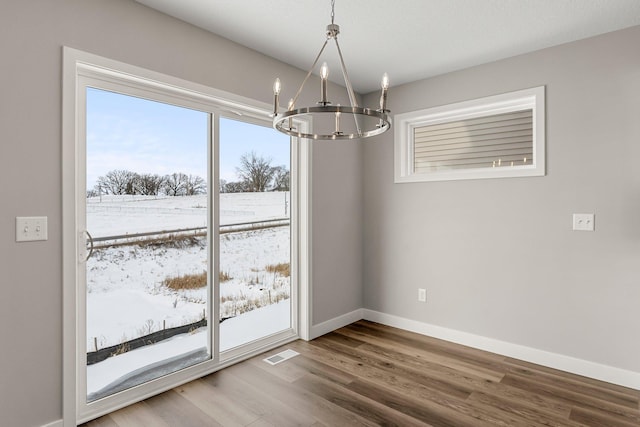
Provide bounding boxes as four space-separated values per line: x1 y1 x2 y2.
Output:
274 105 390 140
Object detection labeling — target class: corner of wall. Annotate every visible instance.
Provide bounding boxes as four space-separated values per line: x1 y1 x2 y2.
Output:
309 308 364 340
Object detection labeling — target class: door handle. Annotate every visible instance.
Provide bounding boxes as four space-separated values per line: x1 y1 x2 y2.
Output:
85 230 94 261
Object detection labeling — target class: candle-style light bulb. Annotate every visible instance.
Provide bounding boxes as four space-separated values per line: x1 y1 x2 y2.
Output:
320 62 329 104
320 62 329 80
335 104 341 134
381 73 390 90
380 72 389 111
273 78 281 116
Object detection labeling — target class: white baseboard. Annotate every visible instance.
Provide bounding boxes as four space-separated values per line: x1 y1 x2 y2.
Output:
309 308 364 340
363 309 640 391
41 420 63 427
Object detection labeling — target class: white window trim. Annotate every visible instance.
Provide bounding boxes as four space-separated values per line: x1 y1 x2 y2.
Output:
62 47 312 425
394 86 545 183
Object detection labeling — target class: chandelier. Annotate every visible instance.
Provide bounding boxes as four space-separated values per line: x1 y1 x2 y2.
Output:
272 0 390 140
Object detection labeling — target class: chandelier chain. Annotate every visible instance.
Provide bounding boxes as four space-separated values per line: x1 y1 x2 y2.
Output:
330 0 335 24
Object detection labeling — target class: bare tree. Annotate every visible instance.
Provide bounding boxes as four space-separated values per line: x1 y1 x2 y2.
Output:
135 173 165 195
271 165 290 191
184 174 206 195
236 151 275 192
222 180 250 193
162 172 187 196
95 169 137 195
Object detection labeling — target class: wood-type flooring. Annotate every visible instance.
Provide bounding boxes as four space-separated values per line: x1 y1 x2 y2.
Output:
83 320 640 426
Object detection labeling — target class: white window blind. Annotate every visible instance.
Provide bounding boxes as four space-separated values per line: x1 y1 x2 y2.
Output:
413 109 533 173
395 86 545 183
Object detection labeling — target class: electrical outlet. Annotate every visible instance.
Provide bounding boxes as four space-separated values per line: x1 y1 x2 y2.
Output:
418 288 427 302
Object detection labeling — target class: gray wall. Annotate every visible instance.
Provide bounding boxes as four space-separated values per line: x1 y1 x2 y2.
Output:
312 140 364 324
0 1 362 426
362 25 640 373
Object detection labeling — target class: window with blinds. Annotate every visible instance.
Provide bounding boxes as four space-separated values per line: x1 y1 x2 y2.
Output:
394 86 545 183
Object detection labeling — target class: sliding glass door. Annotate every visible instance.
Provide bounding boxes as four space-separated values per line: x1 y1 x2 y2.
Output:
64 49 304 424
84 88 211 402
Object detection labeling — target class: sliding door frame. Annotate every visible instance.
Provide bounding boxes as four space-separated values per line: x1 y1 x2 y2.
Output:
62 47 312 426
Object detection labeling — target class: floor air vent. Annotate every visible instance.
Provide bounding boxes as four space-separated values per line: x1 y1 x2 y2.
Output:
263 349 299 365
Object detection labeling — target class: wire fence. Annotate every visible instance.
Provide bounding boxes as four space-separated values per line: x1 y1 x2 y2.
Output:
86 317 208 365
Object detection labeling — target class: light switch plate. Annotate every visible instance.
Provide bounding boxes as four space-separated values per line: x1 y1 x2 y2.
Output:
572 213 595 231
16 216 48 242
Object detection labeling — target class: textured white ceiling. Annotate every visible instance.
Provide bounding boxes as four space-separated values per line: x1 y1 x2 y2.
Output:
135 0 640 93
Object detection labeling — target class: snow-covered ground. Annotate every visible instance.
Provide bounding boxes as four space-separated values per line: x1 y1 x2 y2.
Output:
87 301 290 398
86 193 291 396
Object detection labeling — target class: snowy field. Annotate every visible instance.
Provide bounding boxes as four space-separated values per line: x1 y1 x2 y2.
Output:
86 192 291 396
87 192 290 236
